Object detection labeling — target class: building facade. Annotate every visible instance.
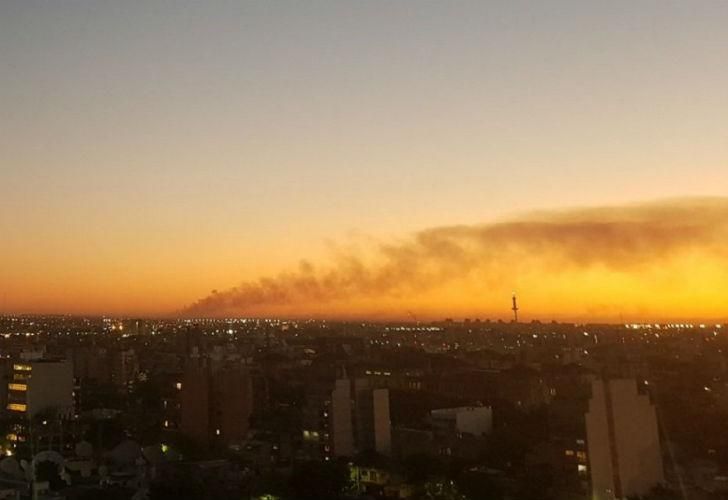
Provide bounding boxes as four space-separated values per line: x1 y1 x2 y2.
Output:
430 406 493 438
6 358 74 419
180 360 253 449
586 378 664 500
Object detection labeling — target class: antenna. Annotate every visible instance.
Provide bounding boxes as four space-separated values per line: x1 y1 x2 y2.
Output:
407 310 418 324
511 293 519 323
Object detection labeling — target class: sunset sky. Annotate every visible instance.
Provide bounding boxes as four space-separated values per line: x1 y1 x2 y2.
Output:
2 1 727 321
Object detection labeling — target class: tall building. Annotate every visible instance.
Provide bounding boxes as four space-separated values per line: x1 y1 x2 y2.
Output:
354 379 392 456
6 358 74 419
111 348 139 392
179 360 253 449
331 378 355 457
303 377 391 460
0 359 13 415
5 356 75 451
585 379 664 500
372 388 392 456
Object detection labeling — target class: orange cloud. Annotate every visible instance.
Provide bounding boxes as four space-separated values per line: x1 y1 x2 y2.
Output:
181 198 728 321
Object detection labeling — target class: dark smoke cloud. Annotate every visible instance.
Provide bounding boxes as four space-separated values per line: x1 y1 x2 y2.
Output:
181 198 728 317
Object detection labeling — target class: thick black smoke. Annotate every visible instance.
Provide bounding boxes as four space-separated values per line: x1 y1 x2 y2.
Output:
181 198 728 317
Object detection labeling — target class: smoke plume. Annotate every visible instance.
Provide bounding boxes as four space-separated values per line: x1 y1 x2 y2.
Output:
181 198 728 319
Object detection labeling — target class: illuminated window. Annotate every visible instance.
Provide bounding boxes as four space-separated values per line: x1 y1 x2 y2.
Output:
175 382 182 390
7 403 27 412
565 449 575 456
303 430 320 442
5 433 18 442
13 364 32 372
8 383 27 392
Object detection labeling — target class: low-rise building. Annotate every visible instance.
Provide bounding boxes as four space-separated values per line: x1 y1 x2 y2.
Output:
430 406 493 438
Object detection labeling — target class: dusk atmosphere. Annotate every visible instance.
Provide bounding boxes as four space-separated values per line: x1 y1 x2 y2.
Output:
3 1 728 320
1 2 728 500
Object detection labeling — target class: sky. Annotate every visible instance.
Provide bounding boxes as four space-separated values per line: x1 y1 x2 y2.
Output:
1 1 727 321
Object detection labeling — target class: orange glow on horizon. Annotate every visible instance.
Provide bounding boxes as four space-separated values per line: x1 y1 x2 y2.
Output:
3 198 728 323
3 2 728 324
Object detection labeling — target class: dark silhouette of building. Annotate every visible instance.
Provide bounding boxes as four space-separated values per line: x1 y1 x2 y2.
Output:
180 360 253 449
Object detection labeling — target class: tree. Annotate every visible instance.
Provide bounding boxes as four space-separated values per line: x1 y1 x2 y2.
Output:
249 471 291 499
419 478 468 500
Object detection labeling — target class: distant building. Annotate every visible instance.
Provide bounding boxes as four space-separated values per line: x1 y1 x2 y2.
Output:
373 388 392 455
303 377 391 459
122 318 150 336
354 379 392 456
392 427 435 460
331 378 355 457
0 359 13 415
430 406 493 438
72 346 112 385
434 367 550 409
159 370 184 431
112 348 139 392
180 361 253 449
5 357 75 452
6 358 74 419
350 464 414 499
585 378 664 500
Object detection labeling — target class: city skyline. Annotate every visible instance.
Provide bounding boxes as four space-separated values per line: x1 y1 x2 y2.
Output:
2 3 728 499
